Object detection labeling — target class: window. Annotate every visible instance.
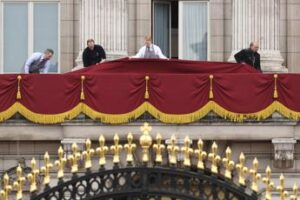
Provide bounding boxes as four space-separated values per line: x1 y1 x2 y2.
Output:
179 1 209 60
152 0 209 60
0 1 59 73
153 1 171 57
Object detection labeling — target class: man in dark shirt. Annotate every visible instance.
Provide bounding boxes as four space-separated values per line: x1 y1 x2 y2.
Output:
234 42 262 72
82 39 106 67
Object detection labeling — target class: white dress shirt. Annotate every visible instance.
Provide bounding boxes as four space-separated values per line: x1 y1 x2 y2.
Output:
24 52 51 73
133 44 167 59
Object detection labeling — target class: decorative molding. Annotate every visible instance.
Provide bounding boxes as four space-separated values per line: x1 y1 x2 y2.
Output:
272 138 296 169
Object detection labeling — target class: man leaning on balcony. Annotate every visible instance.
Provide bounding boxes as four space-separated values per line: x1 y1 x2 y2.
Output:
234 42 262 72
132 36 167 59
82 39 106 67
23 49 54 74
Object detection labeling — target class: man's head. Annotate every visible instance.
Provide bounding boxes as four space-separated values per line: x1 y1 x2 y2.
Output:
43 49 54 60
250 42 259 52
144 36 152 48
87 39 95 50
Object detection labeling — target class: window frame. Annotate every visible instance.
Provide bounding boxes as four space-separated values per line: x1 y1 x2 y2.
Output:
0 0 60 73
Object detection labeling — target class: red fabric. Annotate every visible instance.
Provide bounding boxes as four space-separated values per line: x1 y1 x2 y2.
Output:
213 74 274 113
147 74 210 114
0 75 18 112
277 74 300 111
19 74 81 114
84 74 145 113
0 59 299 122
70 58 259 74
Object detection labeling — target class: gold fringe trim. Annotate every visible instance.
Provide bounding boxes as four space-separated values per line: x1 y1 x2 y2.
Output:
274 101 300 120
209 75 214 99
0 101 299 124
144 76 150 99
0 103 19 122
17 103 83 124
146 102 212 124
212 102 277 122
80 76 85 100
82 103 147 124
17 75 22 100
274 74 278 99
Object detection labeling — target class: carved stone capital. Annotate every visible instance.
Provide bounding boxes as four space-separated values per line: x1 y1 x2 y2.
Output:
272 138 296 168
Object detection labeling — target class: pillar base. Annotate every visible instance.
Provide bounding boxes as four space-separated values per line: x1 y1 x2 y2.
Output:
228 50 287 73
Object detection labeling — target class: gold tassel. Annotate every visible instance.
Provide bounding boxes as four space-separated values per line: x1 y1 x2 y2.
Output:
17 75 22 100
274 74 278 99
209 75 214 99
80 75 85 100
144 76 150 99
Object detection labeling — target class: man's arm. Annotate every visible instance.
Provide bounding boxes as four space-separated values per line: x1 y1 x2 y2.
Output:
131 47 144 58
99 46 106 63
234 49 245 63
24 53 39 73
156 46 167 59
42 61 51 73
257 54 262 72
101 46 106 59
82 49 89 67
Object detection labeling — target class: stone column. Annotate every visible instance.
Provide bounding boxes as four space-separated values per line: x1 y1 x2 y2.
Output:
229 0 287 72
75 0 128 66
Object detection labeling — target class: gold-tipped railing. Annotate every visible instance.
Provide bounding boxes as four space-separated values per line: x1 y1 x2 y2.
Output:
0 122 298 200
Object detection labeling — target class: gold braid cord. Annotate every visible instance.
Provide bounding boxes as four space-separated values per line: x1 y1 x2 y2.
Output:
16 75 22 100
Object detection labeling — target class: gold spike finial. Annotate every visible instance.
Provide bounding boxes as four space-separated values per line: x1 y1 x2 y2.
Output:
13 164 26 200
124 132 136 164
111 134 122 164
181 136 193 167
167 135 179 165
222 147 235 179
140 122 152 134
27 158 39 193
262 166 274 200
236 152 248 186
68 143 81 173
41 152 53 185
276 174 289 200
82 138 95 169
55 146 67 179
139 123 153 163
208 141 221 174
194 139 207 170
249 157 261 193
290 183 298 200
0 173 12 200
96 135 108 168
153 133 165 164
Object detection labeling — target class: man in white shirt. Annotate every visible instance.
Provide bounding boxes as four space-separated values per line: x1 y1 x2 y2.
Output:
132 36 167 59
23 49 54 74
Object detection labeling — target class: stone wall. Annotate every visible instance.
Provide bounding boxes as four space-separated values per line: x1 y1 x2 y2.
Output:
128 0 152 56
60 0 76 73
210 0 226 61
287 0 300 72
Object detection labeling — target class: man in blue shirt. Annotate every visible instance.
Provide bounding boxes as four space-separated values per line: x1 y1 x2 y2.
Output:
23 49 54 74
